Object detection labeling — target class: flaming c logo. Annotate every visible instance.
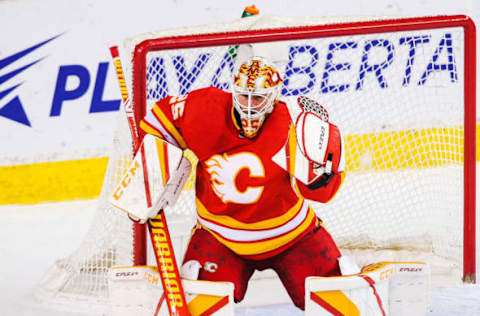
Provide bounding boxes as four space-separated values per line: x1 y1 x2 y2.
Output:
205 152 264 204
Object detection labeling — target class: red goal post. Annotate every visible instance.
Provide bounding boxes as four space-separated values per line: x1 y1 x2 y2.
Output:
35 14 477 316
129 15 476 282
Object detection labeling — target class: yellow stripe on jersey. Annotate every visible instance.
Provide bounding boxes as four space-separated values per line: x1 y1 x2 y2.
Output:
288 123 297 175
201 207 316 256
139 120 164 139
196 197 304 230
152 105 187 149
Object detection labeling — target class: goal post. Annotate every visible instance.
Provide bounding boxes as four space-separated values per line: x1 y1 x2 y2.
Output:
36 14 476 314
130 14 476 282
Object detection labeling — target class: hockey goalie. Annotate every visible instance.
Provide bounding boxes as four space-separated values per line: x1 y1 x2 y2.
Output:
110 55 429 315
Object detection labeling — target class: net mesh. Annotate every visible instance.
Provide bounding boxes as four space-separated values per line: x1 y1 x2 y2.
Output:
141 27 465 265
36 15 472 313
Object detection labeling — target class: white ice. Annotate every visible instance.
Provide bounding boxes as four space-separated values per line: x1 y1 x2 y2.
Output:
1 200 479 315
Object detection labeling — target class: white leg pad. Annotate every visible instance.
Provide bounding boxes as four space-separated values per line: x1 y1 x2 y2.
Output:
109 265 234 316
305 262 430 316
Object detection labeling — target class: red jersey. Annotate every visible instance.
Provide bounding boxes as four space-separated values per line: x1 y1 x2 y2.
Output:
140 87 343 259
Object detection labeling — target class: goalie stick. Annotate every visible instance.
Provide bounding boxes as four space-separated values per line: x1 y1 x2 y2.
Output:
110 46 190 316
109 6 260 315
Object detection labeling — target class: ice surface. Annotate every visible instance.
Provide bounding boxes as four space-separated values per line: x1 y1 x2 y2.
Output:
1 200 479 315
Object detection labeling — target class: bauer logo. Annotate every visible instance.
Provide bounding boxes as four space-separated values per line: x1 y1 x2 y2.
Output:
145 31 459 100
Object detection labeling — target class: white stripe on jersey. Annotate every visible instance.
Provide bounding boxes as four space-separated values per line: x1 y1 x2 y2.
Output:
197 200 309 242
144 110 180 148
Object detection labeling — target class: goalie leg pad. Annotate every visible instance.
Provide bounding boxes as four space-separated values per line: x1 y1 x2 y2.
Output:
109 265 235 316
305 262 430 316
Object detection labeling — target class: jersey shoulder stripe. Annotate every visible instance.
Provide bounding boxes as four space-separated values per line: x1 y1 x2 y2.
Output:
151 103 187 149
139 118 165 140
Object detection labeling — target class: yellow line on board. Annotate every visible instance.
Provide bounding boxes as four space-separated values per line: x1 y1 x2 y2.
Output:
0 124 478 205
345 125 470 172
0 157 108 205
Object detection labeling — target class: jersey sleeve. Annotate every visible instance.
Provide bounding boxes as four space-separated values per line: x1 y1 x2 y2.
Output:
139 95 188 150
295 171 345 203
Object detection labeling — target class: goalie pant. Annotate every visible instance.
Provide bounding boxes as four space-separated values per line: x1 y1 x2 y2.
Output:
183 219 341 310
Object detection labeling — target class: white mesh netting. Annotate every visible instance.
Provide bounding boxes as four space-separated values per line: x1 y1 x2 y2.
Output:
36 15 474 313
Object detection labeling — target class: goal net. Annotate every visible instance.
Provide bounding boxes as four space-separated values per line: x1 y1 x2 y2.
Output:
36 14 476 314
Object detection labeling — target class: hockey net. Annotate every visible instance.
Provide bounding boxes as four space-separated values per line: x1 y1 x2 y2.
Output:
36 14 476 313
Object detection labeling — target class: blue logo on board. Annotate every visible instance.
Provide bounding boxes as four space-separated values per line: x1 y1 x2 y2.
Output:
0 34 121 127
0 34 61 126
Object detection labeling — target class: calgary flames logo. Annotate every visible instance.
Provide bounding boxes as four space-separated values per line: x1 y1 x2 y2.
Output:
205 152 265 204
234 59 281 89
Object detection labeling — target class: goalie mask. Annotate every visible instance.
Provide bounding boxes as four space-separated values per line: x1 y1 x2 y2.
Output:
232 56 282 138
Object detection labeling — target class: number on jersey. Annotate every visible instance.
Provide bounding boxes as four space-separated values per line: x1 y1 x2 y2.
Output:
170 95 187 119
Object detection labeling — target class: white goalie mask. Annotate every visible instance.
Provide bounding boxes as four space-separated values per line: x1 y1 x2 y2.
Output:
232 56 282 138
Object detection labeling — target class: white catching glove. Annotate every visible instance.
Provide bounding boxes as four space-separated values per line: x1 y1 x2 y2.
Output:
295 98 345 176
